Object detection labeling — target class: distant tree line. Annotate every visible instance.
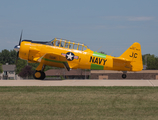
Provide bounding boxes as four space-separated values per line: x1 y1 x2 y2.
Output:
0 49 16 64
0 63 3 73
0 49 158 78
142 54 158 70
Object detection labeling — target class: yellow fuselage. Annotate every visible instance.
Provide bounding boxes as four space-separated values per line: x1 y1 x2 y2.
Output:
19 40 142 72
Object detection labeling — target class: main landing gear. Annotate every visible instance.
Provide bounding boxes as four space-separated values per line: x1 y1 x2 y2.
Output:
33 70 45 80
122 71 127 79
33 63 46 80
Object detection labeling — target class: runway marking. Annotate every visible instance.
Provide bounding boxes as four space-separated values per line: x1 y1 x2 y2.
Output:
148 80 155 87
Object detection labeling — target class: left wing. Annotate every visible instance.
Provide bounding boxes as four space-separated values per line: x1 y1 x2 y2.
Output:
34 53 79 71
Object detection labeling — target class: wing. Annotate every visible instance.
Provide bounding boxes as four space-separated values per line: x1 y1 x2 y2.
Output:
34 53 78 71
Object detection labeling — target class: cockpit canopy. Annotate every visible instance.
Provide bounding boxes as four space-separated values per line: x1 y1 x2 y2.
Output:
50 38 89 51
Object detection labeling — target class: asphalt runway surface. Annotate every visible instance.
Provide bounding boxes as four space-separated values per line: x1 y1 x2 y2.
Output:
0 79 158 86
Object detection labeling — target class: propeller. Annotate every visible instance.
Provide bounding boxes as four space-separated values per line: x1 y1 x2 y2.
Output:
14 30 23 65
19 30 23 45
15 51 19 65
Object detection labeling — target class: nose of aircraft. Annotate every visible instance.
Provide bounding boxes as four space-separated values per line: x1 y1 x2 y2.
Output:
14 45 20 52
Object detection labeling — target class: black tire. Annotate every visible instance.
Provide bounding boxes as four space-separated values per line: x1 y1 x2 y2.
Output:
33 71 46 80
122 74 126 79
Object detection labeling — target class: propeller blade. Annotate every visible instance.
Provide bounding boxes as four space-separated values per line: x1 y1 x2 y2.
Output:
15 31 23 69
15 51 19 66
19 30 23 45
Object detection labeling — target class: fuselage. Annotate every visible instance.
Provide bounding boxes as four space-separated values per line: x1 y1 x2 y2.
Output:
19 39 133 72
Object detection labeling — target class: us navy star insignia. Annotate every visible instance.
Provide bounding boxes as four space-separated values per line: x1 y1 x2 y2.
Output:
66 52 74 61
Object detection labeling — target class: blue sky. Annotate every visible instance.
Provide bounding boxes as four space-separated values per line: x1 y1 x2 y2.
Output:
0 0 158 56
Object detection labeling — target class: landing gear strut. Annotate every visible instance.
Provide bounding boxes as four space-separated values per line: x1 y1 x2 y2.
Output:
33 70 46 80
33 63 46 80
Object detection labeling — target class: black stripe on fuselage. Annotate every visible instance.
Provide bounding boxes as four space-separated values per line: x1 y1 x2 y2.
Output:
22 40 51 45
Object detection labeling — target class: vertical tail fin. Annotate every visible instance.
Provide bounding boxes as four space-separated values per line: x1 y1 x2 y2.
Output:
119 42 143 71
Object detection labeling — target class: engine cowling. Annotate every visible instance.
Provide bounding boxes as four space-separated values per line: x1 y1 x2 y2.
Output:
19 41 31 60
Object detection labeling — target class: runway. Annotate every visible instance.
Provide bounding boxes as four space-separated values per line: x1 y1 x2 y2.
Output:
0 79 158 86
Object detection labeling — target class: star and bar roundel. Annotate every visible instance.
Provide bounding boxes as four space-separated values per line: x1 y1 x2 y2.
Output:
61 52 78 61
66 52 74 61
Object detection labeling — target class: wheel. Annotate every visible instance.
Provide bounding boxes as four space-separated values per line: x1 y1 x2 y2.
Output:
122 74 126 79
33 71 46 80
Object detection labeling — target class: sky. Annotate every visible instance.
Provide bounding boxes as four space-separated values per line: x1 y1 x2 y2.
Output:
0 0 158 57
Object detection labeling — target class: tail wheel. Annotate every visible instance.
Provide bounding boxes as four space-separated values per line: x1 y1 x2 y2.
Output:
33 71 45 80
122 74 127 79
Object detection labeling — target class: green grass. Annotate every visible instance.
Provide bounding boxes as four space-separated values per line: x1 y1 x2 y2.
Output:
0 87 158 120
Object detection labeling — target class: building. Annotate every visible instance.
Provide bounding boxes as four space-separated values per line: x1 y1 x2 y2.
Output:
45 69 158 80
45 69 90 79
0 63 21 80
1 64 16 79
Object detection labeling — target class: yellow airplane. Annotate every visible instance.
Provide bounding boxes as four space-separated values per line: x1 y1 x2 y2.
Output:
14 32 143 79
